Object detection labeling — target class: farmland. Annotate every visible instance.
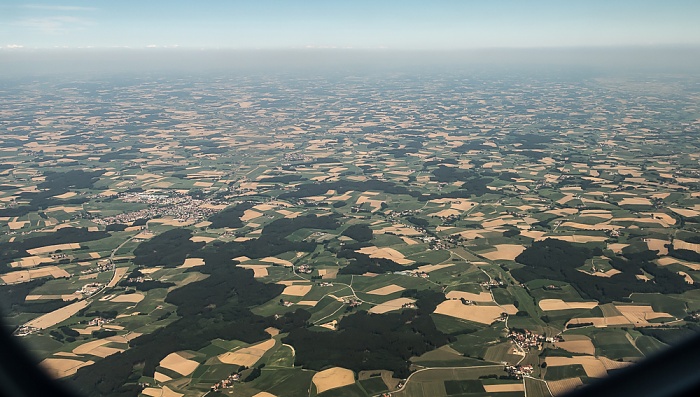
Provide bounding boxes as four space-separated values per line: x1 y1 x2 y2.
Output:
0 69 699 397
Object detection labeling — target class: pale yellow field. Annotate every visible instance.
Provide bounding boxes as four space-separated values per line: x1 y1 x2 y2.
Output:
656 256 700 270
1 265 70 284
89 252 102 259
296 300 318 306
318 268 338 279
479 244 525 261
73 339 123 358
218 339 276 367
538 235 608 243
261 256 294 267
26 243 81 255
646 238 670 255
678 271 694 284
142 386 183 397
607 243 629 253
539 299 598 311
148 217 193 227
253 392 278 397
616 305 674 325
180 257 205 268
674 239 700 254
159 352 200 376
546 356 632 378
110 293 145 303
190 235 215 243
483 384 525 393
26 299 89 329
238 264 269 278
282 284 312 296
10 256 54 268
401 236 419 245
107 267 128 288
445 291 493 302
434 301 513 324
547 378 583 396
312 367 355 394
41 358 94 379
566 316 630 328
241 209 264 221
368 297 416 314
53 191 78 199
154 371 173 383
366 284 405 295
416 263 454 273
669 207 700 218
376 225 422 236
8 220 29 229
555 335 595 355
618 197 652 206
357 246 414 265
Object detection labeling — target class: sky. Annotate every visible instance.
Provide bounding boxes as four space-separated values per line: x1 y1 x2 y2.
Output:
1 0 700 50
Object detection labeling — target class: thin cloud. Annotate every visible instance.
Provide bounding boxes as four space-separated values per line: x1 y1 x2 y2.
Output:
15 16 94 34
21 4 97 12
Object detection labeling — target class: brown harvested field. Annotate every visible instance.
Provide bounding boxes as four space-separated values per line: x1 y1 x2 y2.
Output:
401 236 419 245
669 207 700 218
607 243 629 253
319 268 339 279
10 256 54 268
159 352 200 376
483 384 525 393
434 301 510 324
368 297 416 314
479 244 526 261
357 246 414 265
538 299 598 311
616 305 674 325
25 293 81 301
261 256 294 267
366 284 406 295
142 386 183 397
376 225 422 236
252 393 277 397
282 284 312 297
678 271 694 284
218 339 276 367
1 266 70 284
646 239 670 255
567 316 630 328
547 378 583 396
190 235 216 243
147 217 193 227
597 356 633 370
107 267 128 288
312 367 355 394
237 264 270 278
416 263 454 273
555 335 595 355
26 243 81 255
545 356 608 378
154 371 172 383
241 209 264 221
89 252 102 259
41 358 94 379
26 299 89 329
110 293 145 303
180 257 205 268
538 235 608 243
618 197 652 206
445 290 493 302
674 239 700 254
73 339 124 358
656 256 700 270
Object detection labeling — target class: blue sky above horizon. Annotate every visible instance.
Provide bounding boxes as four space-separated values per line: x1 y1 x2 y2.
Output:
1 1 700 50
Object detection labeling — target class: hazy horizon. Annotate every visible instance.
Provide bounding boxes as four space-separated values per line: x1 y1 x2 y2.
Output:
2 46 700 78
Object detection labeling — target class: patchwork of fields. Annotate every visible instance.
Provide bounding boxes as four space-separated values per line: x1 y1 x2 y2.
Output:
0 71 699 397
